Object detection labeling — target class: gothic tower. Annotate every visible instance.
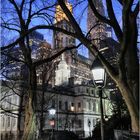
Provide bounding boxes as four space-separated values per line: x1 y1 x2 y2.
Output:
53 0 75 49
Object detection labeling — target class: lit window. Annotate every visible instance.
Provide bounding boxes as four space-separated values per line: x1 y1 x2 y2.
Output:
78 102 81 110
71 103 75 112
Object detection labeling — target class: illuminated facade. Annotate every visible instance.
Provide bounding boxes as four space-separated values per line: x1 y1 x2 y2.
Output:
53 0 75 50
54 0 72 24
42 84 112 138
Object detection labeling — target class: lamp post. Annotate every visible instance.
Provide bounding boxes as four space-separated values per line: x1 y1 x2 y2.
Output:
91 58 106 140
49 108 56 140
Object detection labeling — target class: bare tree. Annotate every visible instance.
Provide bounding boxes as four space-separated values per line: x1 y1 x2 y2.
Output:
1 1 77 139
1 0 139 137
57 0 139 132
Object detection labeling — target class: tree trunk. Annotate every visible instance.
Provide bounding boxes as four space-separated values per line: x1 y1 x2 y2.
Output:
39 84 45 136
22 97 36 140
22 66 37 140
17 94 24 137
117 80 139 132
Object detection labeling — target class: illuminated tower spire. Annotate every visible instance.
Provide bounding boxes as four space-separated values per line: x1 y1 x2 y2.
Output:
53 0 75 49
54 0 72 24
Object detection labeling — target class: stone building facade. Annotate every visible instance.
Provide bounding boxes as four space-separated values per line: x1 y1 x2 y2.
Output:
38 84 112 138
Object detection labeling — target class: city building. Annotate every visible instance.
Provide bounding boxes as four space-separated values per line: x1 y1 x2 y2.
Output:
42 84 112 137
0 79 112 139
0 35 113 139
0 0 115 139
87 0 107 60
53 0 93 85
87 0 121 97
0 81 22 140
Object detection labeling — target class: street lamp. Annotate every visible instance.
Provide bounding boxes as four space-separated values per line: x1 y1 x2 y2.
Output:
49 108 56 116
49 108 56 140
91 58 106 140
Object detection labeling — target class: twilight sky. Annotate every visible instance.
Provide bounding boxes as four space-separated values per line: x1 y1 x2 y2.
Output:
1 0 139 58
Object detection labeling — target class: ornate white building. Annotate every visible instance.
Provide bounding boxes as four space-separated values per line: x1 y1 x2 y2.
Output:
40 84 112 137
0 82 22 140
0 79 112 139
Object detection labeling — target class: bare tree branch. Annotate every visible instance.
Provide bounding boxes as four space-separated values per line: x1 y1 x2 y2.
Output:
1 25 78 51
106 0 123 43
88 0 111 25
58 0 84 36
34 45 78 67
133 2 139 17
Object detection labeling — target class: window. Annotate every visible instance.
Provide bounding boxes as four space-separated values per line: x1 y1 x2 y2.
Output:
72 120 74 128
13 96 17 105
2 117 5 128
93 100 96 112
71 103 74 106
12 118 16 127
87 119 91 127
78 102 81 108
93 119 95 127
78 102 81 111
59 118 62 128
91 89 94 95
86 88 89 93
7 98 11 108
71 103 74 111
65 101 68 110
59 101 62 110
7 117 10 127
89 101 91 110
79 120 82 128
